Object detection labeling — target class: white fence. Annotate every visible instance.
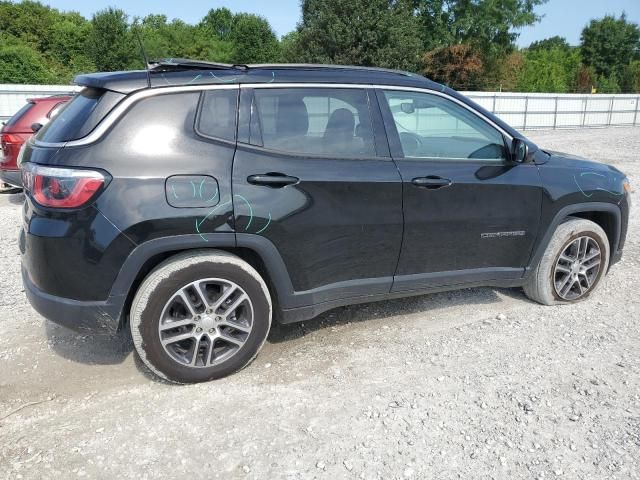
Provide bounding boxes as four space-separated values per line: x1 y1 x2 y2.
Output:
464 91 640 130
2 84 640 131
0 84 79 122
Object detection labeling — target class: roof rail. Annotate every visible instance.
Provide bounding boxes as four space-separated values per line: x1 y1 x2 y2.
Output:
148 58 247 71
147 59 415 77
248 63 415 77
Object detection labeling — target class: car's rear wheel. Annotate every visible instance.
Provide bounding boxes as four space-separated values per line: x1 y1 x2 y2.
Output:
524 218 610 305
130 250 271 383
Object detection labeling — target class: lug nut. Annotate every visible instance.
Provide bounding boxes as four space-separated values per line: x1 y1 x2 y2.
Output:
216 316 222 321
196 327 202 333
208 328 214 333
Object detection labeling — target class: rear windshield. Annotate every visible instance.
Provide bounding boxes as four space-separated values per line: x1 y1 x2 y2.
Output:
36 87 122 142
4 102 34 127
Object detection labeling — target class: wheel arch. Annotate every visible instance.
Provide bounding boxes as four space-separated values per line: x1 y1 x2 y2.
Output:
526 202 621 278
111 233 295 329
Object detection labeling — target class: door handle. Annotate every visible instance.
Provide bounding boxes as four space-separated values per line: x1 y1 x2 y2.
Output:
247 173 299 188
411 176 452 189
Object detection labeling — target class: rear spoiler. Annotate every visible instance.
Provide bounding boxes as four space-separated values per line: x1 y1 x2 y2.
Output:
73 70 150 94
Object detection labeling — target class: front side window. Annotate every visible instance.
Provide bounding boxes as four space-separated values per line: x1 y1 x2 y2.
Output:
383 91 506 161
250 88 376 157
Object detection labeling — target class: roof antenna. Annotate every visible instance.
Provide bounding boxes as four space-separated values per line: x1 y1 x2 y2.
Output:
132 22 151 88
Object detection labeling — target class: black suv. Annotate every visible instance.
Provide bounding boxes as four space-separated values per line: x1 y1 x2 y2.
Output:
19 61 631 383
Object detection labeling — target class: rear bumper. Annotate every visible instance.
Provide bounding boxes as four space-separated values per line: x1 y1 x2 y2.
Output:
22 264 125 333
0 169 21 187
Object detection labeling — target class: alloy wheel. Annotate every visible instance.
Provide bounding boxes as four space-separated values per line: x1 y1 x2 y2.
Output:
158 278 254 367
553 236 602 301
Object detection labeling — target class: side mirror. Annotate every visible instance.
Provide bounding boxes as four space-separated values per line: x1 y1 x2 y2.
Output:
512 138 529 163
400 102 415 114
31 122 43 133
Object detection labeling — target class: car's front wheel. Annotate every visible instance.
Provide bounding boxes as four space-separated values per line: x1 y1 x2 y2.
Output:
130 250 272 383
524 218 610 305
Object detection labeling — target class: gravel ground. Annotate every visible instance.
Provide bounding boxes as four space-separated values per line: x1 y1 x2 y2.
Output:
1 127 639 479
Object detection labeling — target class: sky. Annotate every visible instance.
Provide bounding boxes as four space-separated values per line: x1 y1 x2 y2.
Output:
39 0 640 47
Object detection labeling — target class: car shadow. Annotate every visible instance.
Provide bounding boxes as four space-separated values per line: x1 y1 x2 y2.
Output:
268 286 530 344
8 192 24 204
45 320 133 366
43 285 531 373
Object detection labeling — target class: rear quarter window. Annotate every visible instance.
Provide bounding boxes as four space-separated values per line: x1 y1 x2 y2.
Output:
36 87 123 143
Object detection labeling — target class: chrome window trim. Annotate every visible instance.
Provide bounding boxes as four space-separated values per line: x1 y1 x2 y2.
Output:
31 82 513 148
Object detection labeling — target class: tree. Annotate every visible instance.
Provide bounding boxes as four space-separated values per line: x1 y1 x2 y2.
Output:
228 13 280 63
580 14 640 79
517 46 581 92
295 0 423 71
279 31 300 63
528 36 570 52
497 51 525 91
137 15 234 63
199 8 279 63
423 44 484 89
414 0 548 57
200 7 234 40
87 8 137 71
0 43 54 83
623 60 640 93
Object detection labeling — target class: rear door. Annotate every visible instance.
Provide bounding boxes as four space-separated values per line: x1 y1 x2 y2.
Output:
232 86 403 308
377 89 543 291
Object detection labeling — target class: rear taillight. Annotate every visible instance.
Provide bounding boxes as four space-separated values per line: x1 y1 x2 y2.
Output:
1 133 22 165
21 163 106 208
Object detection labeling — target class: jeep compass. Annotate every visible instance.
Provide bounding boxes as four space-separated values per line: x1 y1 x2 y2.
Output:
19 60 631 383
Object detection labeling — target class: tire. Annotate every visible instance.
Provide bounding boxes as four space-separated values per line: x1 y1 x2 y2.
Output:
130 250 272 383
524 218 609 306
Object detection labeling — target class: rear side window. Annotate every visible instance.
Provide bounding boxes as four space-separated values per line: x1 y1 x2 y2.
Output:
4 102 34 127
196 89 238 142
250 88 376 157
37 88 123 142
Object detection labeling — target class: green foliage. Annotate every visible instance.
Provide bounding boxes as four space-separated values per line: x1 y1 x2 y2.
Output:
87 8 138 71
294 0 423 71
623 61 640 93
0 43 54 83
0 0 639 94
415 0 548 58
580 14 640 78
528 35 570 52
227 13 280 63
517 46 581 92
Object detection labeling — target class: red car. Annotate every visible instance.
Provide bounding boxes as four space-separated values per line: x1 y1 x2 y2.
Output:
1 95 72 187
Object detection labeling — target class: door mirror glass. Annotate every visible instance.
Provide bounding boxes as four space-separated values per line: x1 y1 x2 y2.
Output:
31 122 43 133
512 138 529 163
400 102 415 114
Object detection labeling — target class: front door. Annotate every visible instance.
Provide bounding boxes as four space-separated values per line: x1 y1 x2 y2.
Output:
377 89 543 292
232 86 403 308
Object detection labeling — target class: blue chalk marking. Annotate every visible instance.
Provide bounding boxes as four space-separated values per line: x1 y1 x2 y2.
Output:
171 184 179 200
197 200 232 229
198 178 206 198
190 181 197 198
209 72 239 83
195 219 207 242
256 213 272 234
574 171 624 198
234 194 253 231
188 74 203 84
268 71 275 83
205 187 219 203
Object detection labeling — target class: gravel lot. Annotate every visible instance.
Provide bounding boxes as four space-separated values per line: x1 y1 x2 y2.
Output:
1 127 639 479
